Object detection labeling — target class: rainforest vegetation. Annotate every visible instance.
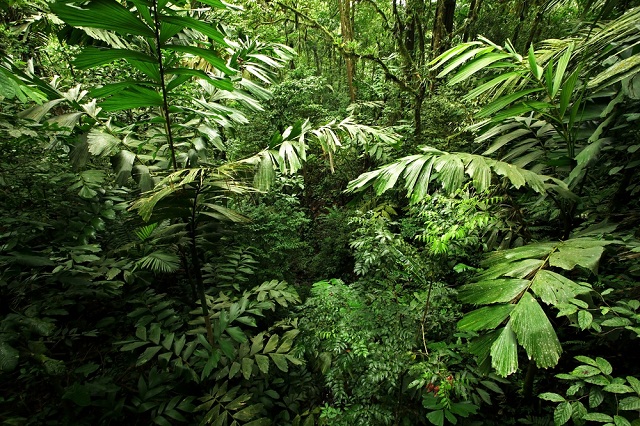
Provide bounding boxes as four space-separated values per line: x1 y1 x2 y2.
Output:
1 0 640 424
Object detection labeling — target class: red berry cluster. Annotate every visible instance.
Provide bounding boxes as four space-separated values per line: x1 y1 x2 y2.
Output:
425 383 440 394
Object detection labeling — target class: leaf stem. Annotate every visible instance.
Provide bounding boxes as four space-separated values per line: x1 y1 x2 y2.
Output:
152 0 178 171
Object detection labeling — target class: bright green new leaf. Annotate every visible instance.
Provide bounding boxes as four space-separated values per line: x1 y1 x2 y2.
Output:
449 53 512 85
164 45 235 76
552 44 574 98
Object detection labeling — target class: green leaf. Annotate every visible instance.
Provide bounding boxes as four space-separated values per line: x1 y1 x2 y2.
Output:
490 323 518 377
269 353 288 372
149 323 161 344
589 388 604 408
549 238 609 273
100 86 164 111
457 305 514 331
619 396 640 411
585 375 611 386
137 346 162 366
62 383 91 407
434 154 464 193
614 415 632 426
74 47 156 70
582 412 613 422
552 44 574 98
481 380 504 394
574 355 597 367
596 357 613 375
241 358 254 380
51 0 154 37
436 46 494 78
571 365 601 377
601 317 632 327
465 155 492 192
528 44 542 79
458 279 530 305
164 45 235 75
478 88 544 118
554 402 572 426
627 376 640 395
254 354 269 374
571 401 587 423
161 16 227 46
510 292 562 369
225 326 247 343
0 341 20 372
589 54 640 90
464 71 523 101
426 409 445 426
603 384 634 394
243 419 271 426
539 392 566 402
263 334 278 354
449 53 512 85
114 150 136 185
531 269 591 306
430 42 482 69
87 129 119 156
578 310 593 330
166 68 234 91
232 404 264 421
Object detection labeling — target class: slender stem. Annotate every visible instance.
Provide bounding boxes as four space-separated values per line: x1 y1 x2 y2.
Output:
190 176 215 346
152 0 178 171
522 359 537 402
421 279 434 355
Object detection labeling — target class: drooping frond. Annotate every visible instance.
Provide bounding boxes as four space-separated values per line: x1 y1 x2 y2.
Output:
346 146 567 202
458 237 619 376
136 250 181 273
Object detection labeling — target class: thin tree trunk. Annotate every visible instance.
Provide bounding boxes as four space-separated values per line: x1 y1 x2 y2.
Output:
189 184 215 347
463 0 483 42
525 5 545 48
431 0 456 55
339 0 356 102
512 0 529 47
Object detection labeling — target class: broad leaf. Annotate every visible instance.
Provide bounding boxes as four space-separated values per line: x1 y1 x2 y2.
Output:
491 323 518 377
458 279 529 305
457 305 514 331
510 292 562 369
51 0 154 38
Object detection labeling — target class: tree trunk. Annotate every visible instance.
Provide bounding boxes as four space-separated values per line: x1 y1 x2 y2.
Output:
463 0 483 42
525 5 545 48
512 0 529 47
432 0 456 55
339 0 356 102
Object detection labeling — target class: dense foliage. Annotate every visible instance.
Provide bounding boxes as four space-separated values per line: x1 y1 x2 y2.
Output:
1 0 640 424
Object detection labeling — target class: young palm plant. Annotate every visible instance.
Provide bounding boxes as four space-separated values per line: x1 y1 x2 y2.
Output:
346 6 640 385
